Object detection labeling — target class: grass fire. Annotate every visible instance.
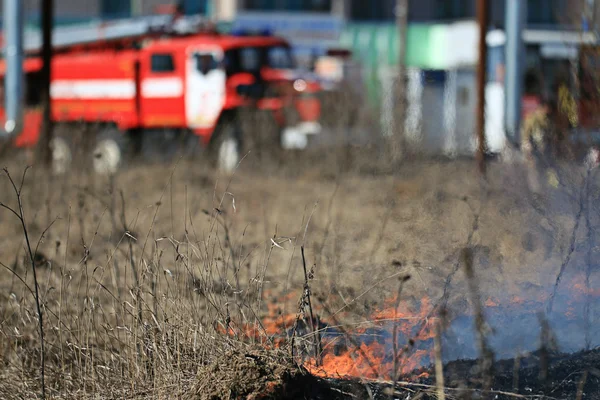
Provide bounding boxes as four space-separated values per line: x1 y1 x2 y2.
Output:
0 150 599 399
3 2 600 398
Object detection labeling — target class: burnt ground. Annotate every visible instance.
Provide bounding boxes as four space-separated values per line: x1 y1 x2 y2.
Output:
181 346 600 400
180 345 600 400
367 347 600 399
435 348 600 400
0 148 599 399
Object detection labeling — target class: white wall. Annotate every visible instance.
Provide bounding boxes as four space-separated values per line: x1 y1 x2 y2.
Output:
215 0 238 21
387 67 507 157
485 82 506 153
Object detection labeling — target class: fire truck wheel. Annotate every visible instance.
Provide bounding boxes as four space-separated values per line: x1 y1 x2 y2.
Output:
50 136 73 175
211 123 242 174
92 129 126 175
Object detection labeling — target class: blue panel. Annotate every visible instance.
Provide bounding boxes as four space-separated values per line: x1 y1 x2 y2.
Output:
421 70 447 85
184 0 208 14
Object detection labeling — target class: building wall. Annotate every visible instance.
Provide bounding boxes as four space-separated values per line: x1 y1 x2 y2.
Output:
2 0 102 24
5 0 575 26
1 0 581 26
0 0 207 25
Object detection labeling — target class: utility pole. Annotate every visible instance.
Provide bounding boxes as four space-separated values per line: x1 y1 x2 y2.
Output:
476 0 489 175
40 0 54 166
131 0 143 17
2 0 24 138
394 0 409 163
504 0 526 148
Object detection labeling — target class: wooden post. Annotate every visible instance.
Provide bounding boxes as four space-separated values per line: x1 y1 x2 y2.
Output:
393 0 409 163
40 0 54 166
476 0 489 175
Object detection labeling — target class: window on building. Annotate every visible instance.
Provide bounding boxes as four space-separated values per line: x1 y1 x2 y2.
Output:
350 0 396 21
245 0 331 12
151 53 176 73
527 0 564 26
182 0 208 14
101 0 131 19
435 0 474 20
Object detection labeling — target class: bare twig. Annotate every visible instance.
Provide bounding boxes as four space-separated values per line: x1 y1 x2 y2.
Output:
513 353 521 392
538 313 557 389
301 246 321 365
392 275 411 393
0 167 46 399
547 170 589 313
462 247 494 395
311 300 380 379
576 370 588 400
384 379 556 399
433 318 445 400
583 170 596 350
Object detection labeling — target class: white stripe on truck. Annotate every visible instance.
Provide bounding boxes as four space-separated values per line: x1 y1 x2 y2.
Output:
51 79 136 99
141 77 184 98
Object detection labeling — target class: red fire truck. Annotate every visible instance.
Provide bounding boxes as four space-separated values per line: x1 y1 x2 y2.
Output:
0 15 323 174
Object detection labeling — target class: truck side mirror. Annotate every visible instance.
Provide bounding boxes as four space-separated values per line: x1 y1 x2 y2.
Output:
228 72 255 89
231 72 263 99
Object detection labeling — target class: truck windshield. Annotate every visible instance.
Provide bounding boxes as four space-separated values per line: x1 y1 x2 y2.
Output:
223 44 295 76
266 45 295 69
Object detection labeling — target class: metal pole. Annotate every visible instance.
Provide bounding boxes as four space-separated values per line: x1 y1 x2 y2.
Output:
504 0 526 147
594 0 599 33
476 0 489 175
332 0 349 20
2 0 24 137
40 0 54 165
393 0 408 162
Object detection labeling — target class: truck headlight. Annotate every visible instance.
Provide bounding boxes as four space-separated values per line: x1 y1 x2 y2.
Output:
293 79 307 92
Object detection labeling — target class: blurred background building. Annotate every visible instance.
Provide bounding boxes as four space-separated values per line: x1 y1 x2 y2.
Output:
2 0 599 156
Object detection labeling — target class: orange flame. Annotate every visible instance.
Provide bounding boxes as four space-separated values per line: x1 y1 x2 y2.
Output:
305 297 435 380
225 273 600 381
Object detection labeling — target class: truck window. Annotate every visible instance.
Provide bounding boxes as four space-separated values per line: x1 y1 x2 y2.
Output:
194 53 219 75
151 53 175 73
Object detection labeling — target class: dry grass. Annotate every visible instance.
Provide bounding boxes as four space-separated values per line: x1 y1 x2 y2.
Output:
0 147 598 399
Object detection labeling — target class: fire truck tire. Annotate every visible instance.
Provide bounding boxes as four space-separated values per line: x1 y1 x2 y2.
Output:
49 123 88 175
50 136 73 175
210 122 242 174
92 128 127 175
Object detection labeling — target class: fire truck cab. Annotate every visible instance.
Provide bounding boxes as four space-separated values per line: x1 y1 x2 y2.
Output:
0 19 323 174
